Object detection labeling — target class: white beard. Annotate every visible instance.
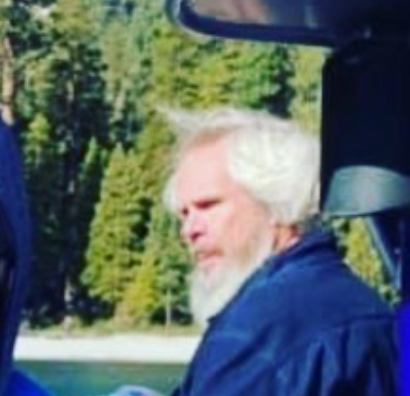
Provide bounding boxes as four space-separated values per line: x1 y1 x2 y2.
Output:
189 241 272 329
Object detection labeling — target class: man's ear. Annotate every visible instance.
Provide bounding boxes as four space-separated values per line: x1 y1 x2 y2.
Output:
271 222 300 254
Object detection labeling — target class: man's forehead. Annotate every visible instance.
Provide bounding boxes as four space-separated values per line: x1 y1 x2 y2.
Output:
175 138 234 201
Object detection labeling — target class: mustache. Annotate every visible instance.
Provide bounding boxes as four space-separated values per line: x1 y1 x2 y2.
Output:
190 247 220 261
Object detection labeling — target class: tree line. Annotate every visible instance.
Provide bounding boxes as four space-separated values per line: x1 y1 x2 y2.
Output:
0 0 397 329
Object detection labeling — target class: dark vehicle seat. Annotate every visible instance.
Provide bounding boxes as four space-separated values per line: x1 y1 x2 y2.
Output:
0 120 49 396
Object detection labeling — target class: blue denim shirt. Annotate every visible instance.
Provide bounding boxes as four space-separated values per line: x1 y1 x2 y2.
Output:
172 230 398 396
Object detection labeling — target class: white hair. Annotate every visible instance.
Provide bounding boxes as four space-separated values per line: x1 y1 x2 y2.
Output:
164 107 320 227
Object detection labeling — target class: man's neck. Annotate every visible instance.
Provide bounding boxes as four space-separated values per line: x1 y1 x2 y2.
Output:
274 224 301 254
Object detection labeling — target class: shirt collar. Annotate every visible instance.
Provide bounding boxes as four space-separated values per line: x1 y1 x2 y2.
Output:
263 228 338 275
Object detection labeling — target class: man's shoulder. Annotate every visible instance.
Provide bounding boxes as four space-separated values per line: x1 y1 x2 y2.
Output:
214 230 396 357
255 229 393 321
236 260 393 335
209 258 396 376
240 240 390 317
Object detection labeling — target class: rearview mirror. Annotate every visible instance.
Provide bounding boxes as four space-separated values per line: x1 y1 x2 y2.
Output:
167 0 410 46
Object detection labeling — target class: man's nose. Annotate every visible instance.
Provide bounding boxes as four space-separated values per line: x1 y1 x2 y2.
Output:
181 213 205 245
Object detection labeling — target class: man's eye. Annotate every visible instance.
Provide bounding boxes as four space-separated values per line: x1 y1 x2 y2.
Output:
197 199 220 210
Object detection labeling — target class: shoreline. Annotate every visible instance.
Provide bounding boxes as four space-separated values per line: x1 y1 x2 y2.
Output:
14 334 201 364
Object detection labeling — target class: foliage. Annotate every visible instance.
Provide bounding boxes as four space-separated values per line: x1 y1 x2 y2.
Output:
23 113 63 324
332 218 400 305
116 261 161 326
18 0 111 324
83 145 143 308
135 202 191 327
289 46 325 133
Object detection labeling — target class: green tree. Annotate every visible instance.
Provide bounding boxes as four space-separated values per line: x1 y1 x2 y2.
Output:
0 0 49 124
82 115 181 325
100 0 165 145
191 41 293 113
116 260 161 327
333 218 399 305
23 113 63 324
117 198 191 327
289 46 325 133
20 0 111 324
144 203 190 327
82 145 144 311
69 138 108 318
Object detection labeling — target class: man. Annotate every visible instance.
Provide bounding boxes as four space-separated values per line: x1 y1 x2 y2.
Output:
164 107 397 396
110 107 397 396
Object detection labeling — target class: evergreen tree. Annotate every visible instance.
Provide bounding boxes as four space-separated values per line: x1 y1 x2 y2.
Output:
0 0 49 124
100 0 164 145
20 0 111 323
144 203 190 327
70 138 108 319
289 46 325 133
23 113 62 324
82 145 144 310
116 260 161 327
333 218 399 305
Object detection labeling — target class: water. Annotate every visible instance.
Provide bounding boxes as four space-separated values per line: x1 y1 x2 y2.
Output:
17 361 186 396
